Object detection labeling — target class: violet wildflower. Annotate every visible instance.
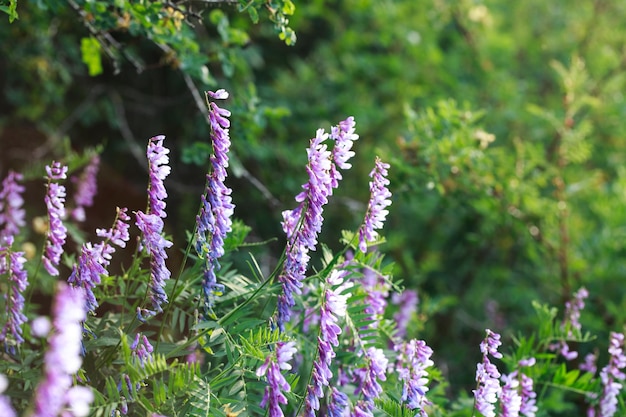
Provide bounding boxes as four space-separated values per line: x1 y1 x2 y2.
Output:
32 283 92 417
146 136 171 219
195 89 234 308
131 333 154 367
518 372 538 417
598 332 626 417
42 161 68 276
329 116 359 186
354 347 388 401
563 287 589 337
303 270 351 416
361 266 390 328
135 211 173 312
69 207 131 314
256 341 297 417
328 387 349 417
392 289 418 340
358 157 391 253
0 238 29 347
0 171 26 243
473 329 502 417
0 374 16 417
395 339 434 414
277 118 357 330
71 155 100 222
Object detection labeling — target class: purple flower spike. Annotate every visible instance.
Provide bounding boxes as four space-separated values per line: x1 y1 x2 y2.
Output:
303 270 351 416
135 211 173 312
257 341 297 417
277 118 357 330
196 90 234 309
392 289 418 340
32 283 91 417
131 333 154 367
563 287 589 336
0 171 26 243
146 136 171 219
354 347 388 401
42 161 68 276
328 387 349 417
71 155 100 222
598 332 626 417
358 157 392 253
473 329 503 417
0 239 29 347
395 339 434 413
69 207 131 314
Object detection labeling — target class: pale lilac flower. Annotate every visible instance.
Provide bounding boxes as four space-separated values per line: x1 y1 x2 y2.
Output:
69 207 131 314
195 89 234 308
351 399 374 417
303 270 351 416
392 289 418 340
473 329 502 417
71 155 100 222
31 316 51 338
500 357 538 417
358 157 392 253
0 238 29 347
65 385 94 417
0 374 16 417
32 283 91 417
277 118 357 330
518 372 538 417
0 171 25 243
146 136 170 219
499 374 522 417
135 211 173 312
257 341 297 417
598 332 626 417
395 339 434 414
42 161 68 276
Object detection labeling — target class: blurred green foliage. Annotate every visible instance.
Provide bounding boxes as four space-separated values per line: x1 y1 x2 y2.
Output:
3 0 626 404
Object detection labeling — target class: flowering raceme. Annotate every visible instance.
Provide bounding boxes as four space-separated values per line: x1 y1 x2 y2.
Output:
135 136 173 313
42 161 68 276
68 207 131 314
358 157 392 253
597 332 626 417
473 329 503 417
277 118 358 330
195 89 234 308
32 283 92 417
257 341 298 417
395 339 434 414
0 171 26 243
0 238 28 348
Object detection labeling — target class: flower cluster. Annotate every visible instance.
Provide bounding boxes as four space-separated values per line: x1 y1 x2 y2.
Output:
353 347 389 414
597 332 626 417
136 136 173 313
473 329 503 417
42 162 68 276
358 157 392 253
71 155 100 222
0 171 25 243
257 341 298 417
69 207 131 314
32 283 93 417
277 118 358 330
562 287 589 337
195 89 234 308
303 270 351 416
0 238 28 348
395 339 434 414
361 266 389 327
131 333 154 367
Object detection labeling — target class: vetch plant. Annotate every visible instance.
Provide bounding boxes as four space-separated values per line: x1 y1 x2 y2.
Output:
0 89 625 417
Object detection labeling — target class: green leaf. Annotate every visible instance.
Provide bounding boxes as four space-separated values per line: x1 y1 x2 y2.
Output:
247 6 259 23
282 0 295 15
0 0 18 22
80 36 103 76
